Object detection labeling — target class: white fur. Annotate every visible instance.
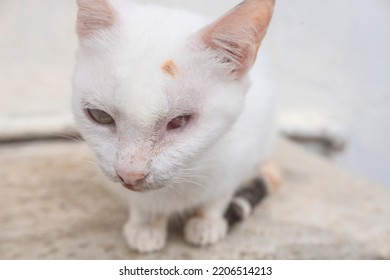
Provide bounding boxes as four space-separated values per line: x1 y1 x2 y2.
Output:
73 0 276 252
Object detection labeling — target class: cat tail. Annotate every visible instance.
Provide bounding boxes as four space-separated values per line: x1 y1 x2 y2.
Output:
224 161 282 227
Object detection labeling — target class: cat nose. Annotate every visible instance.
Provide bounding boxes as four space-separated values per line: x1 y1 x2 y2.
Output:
117 171 147 187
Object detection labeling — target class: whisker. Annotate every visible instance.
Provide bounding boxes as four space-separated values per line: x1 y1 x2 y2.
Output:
174 177 208 190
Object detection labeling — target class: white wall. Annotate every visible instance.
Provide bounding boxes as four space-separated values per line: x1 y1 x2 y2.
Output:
267 0 390 187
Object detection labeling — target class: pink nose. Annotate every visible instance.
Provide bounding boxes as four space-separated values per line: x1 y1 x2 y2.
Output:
117 171 147 187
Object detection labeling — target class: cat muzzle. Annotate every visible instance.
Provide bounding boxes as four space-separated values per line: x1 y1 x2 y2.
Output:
117 171 148 192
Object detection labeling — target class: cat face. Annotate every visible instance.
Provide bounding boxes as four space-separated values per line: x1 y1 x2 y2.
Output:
73 0 274 192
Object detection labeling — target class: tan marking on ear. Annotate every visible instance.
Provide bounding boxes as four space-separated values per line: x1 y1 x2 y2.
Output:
161 59 179 78
76 0 116 36
200 0 275 78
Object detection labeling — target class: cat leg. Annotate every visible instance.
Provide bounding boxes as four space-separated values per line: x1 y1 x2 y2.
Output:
184 194 232 247
123 205 168 253
184 161 282 247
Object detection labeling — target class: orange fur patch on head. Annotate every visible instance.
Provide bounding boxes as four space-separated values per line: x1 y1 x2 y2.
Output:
161 59 179 78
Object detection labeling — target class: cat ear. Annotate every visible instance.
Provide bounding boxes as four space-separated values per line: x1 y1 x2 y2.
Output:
76 0 117 37
199 0 275 79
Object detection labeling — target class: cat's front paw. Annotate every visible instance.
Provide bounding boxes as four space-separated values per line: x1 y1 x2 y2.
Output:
123 222 167 253
184 216 228 247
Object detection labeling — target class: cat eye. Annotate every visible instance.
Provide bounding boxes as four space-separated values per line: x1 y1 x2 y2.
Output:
167 115 192 131
86 108 115 125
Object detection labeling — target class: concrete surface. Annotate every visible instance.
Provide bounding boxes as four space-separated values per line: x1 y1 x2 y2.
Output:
0 138 389 260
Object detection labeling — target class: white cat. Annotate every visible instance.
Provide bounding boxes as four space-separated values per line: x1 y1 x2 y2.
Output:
73 0 277 253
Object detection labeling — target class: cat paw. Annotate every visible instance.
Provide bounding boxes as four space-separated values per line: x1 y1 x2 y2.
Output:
123 222 167 253
184 216 228 247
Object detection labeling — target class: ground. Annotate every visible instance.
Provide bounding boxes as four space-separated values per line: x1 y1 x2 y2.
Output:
0 138 388 260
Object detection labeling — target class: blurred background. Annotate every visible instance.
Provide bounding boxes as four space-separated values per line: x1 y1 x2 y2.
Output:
1 0 389 188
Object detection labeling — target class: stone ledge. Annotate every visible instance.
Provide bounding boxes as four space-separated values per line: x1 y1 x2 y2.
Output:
0 138 389 259
0 115 78 142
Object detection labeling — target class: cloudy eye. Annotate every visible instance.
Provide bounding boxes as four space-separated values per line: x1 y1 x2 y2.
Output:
86 108 115 125
167 115 192 131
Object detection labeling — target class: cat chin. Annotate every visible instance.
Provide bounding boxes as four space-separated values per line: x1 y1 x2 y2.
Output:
121 183 151 193
120 182 165 193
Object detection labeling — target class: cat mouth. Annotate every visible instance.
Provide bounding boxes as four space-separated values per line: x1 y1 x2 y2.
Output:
120 182 165 193
113 172 168 192
121 183 149 193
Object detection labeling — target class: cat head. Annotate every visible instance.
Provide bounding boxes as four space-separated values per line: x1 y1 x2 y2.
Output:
73 0 275 192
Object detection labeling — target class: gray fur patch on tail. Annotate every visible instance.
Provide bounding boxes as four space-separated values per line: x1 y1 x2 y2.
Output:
225 177 268 227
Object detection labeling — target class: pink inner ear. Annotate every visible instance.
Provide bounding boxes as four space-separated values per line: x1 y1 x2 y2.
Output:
201 0 275 78
76 0 117 37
